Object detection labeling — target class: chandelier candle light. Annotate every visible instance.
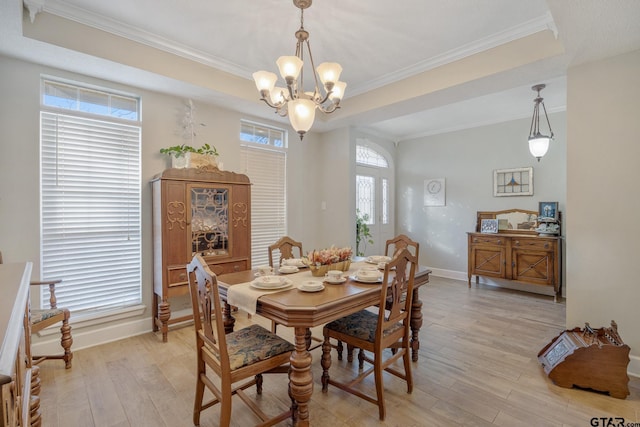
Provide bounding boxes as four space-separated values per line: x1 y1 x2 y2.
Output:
252 0 346 140
528 83 554 161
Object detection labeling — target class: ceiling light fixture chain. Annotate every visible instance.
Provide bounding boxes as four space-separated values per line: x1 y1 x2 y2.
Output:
528 83 554 161
253 0 346 140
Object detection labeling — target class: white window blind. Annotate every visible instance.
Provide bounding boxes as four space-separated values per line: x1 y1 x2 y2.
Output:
240 145 287 267
40 111 142 314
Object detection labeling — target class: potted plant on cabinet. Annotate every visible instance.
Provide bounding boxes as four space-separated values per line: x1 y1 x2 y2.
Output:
160 143 220 169
160 99 221 169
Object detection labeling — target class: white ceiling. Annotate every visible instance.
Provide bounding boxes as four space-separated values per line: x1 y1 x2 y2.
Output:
3 0 640 141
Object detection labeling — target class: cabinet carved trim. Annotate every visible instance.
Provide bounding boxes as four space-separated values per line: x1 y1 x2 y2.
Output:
166 201 186 230
152 168 251 342
232 202 248 227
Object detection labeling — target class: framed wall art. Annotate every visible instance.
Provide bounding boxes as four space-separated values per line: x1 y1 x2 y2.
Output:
493 167 533 197
424 178 445 206
539 201 559 220
480 219 499 233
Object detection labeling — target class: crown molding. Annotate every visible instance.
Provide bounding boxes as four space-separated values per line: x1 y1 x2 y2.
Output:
348 12 558 97
32 1 557 92
35 0 252 77
23 0 45 23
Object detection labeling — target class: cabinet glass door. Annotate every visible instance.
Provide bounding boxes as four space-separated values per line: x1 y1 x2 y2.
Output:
190 186 229 257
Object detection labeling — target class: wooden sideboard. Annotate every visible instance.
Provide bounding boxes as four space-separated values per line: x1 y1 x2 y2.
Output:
467 209 562 300
1 262 38 427
151 167 252 341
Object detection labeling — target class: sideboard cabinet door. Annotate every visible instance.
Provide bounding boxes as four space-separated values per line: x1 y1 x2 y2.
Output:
468 232 561 300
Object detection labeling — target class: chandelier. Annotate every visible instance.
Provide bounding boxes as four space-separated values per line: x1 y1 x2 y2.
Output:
252 0 346 140
528 84 554 161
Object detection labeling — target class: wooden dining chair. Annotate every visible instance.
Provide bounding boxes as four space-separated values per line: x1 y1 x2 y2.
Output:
321 247 417 421
0 251 73 368
343 233 416 362
267 236 303 333
384 233 420 260
268 236 303 268
187 254 296 427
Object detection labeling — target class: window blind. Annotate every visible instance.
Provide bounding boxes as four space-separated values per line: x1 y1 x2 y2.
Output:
40 111 142 314
240 145 287 267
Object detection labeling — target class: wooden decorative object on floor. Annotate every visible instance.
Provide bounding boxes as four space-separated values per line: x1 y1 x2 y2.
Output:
538 320 630 399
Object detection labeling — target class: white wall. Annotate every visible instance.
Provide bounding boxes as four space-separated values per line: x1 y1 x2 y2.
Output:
566 49 640 375
396 114 567 281
0 54 320 352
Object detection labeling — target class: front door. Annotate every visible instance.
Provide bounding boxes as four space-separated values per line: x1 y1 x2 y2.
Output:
355 142 393 256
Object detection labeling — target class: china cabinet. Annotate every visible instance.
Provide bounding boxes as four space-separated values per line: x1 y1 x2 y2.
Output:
467 209 562 300
152 167 251 341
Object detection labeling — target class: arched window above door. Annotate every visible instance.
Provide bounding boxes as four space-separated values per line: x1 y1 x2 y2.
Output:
356 145 389 168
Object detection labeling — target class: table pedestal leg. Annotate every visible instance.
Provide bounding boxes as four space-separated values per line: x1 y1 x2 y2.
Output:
289 327 313 426
410 288 423 362
223 302 236 334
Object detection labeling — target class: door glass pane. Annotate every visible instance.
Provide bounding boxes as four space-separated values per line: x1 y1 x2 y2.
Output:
382 178 388 225
356 175 375 225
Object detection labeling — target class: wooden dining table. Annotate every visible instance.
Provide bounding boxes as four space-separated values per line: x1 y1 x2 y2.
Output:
216 259 431 427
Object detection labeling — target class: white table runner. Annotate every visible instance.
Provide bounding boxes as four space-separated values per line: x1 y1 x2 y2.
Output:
226 281 292 315
226 261 367 315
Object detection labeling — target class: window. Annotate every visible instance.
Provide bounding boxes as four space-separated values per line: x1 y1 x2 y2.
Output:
240 121 287 266
356 145 388 168
40 79 142 315
241 120 285 148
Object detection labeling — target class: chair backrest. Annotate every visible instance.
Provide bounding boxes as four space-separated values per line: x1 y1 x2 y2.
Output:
187 254 230 372
385 234 419 260
268 236 303 267
378 247 417 339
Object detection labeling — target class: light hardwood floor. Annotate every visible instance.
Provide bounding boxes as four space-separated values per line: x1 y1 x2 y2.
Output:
37 277 639 426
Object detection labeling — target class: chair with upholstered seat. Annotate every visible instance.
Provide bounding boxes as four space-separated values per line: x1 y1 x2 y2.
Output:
321 247 417 421
268 236 303 268
0 251 73 368
187 254 295 427
267 236 303 333
342 233 420 365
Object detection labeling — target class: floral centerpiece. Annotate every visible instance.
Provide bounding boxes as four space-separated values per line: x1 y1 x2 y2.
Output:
303 246 353 277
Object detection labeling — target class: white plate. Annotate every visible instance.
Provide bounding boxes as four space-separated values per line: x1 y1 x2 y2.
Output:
278 266 299 274
366 255 391 264
298 285 324 292
298 282 325 292
254 271 276 278
250 278 293 290
282 258 306 267
324 277 346 284
350 275 383 283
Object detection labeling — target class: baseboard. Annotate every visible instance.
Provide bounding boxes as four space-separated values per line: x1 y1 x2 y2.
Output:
628 355 640 378
426 267 467 281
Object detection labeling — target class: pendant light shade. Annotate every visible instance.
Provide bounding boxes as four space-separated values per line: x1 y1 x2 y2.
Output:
528 84 554 161
528 136 551 159
287 98 316 138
